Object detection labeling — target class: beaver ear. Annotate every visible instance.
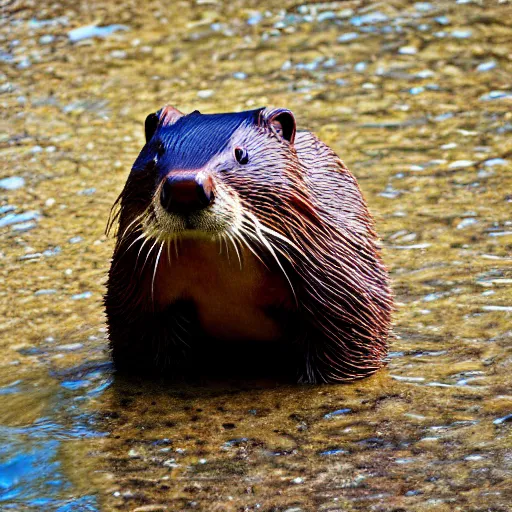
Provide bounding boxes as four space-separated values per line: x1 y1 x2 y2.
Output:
144 105 184 142
262 108 296 144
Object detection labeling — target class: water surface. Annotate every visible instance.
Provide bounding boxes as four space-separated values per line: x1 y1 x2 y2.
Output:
1 0 511 510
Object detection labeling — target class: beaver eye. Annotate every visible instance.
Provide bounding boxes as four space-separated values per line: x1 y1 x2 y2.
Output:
234 147 249 165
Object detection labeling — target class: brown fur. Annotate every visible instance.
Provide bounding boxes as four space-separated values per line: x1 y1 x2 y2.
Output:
105 106 393 383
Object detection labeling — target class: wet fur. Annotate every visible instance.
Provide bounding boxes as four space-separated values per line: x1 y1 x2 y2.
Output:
105 107 393 383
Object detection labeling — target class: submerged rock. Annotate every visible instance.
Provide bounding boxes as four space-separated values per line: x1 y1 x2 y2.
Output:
0 177 25 190
68 24 129 43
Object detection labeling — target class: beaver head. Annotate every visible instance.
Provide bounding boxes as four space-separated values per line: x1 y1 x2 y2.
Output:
113 106 299 246
106 106 393 383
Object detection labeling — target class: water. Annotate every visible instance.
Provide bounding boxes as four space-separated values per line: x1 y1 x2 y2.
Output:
1 0 511 510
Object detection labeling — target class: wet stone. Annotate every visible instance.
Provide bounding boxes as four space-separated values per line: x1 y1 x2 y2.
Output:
68 24 129 42
71 291 92 300
0 210 40 228
324 408 352 419
0 176 25 190
493 414 512 425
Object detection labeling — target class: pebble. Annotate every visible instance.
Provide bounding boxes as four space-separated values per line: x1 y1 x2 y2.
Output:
476 61 497 72
379 186 401 199
324 408 352 419
482 306 512 312
42 246 61 257
390 375 425 382
34 289 57 296
493 414 512 425
17 58 31 69
451 29 472 39
71 291 92 300
480 90 512 101
435 112 454 121
394 243 431 249
350 12 388 27
399 46 417 55
55 343 83 351
414 2 433 11
464 454 484 461
416 69 435 78
0 211 40 228
317 11 336 22
456 218 478 229
110 50 127 59
338 32 359 43
483 158 508 167
39 35 55 44
11 222 37 232
0 203 19 219
448 160 474 169
19 253 43 260
292 477 304 484
68 24 129 43
78 188 96 196
247 12 262 26
319 448 347 456
197 89 214 99
423 292 445 302
434 16 450 25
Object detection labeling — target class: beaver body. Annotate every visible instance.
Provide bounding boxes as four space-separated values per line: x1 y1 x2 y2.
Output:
106 106 393 383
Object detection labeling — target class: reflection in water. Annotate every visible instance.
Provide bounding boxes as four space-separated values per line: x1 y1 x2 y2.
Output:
1 0 512 510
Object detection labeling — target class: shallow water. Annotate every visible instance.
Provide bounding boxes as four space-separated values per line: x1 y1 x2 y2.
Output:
1 0 511 510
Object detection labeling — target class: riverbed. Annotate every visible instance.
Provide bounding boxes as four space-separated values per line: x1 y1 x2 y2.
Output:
1 0 511 510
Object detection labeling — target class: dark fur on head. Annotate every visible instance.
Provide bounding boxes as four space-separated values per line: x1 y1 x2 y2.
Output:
106 105 393 383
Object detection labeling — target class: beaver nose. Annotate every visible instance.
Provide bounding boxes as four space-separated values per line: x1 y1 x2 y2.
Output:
160 173 214 214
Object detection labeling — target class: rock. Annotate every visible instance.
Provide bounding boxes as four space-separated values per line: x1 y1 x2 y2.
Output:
324 408 352 419
0 210 40 228
71 291 92 300
350 12 388 26
68 24 129 43
476 61 497 72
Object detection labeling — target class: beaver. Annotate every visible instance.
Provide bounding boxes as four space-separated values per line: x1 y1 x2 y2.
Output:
105 106 393 383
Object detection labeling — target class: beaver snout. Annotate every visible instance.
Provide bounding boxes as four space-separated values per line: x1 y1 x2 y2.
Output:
160 171 215 214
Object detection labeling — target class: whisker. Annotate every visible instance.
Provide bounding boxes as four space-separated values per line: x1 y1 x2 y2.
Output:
135 236 151 269
141 239 159 276
247 212 305 257
243 212 298 306
227 233 242 270
167 239 172 266
222 234 231 265
236 227 269 270
118 211 147 243
151 241 164 305
121 232 146 254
